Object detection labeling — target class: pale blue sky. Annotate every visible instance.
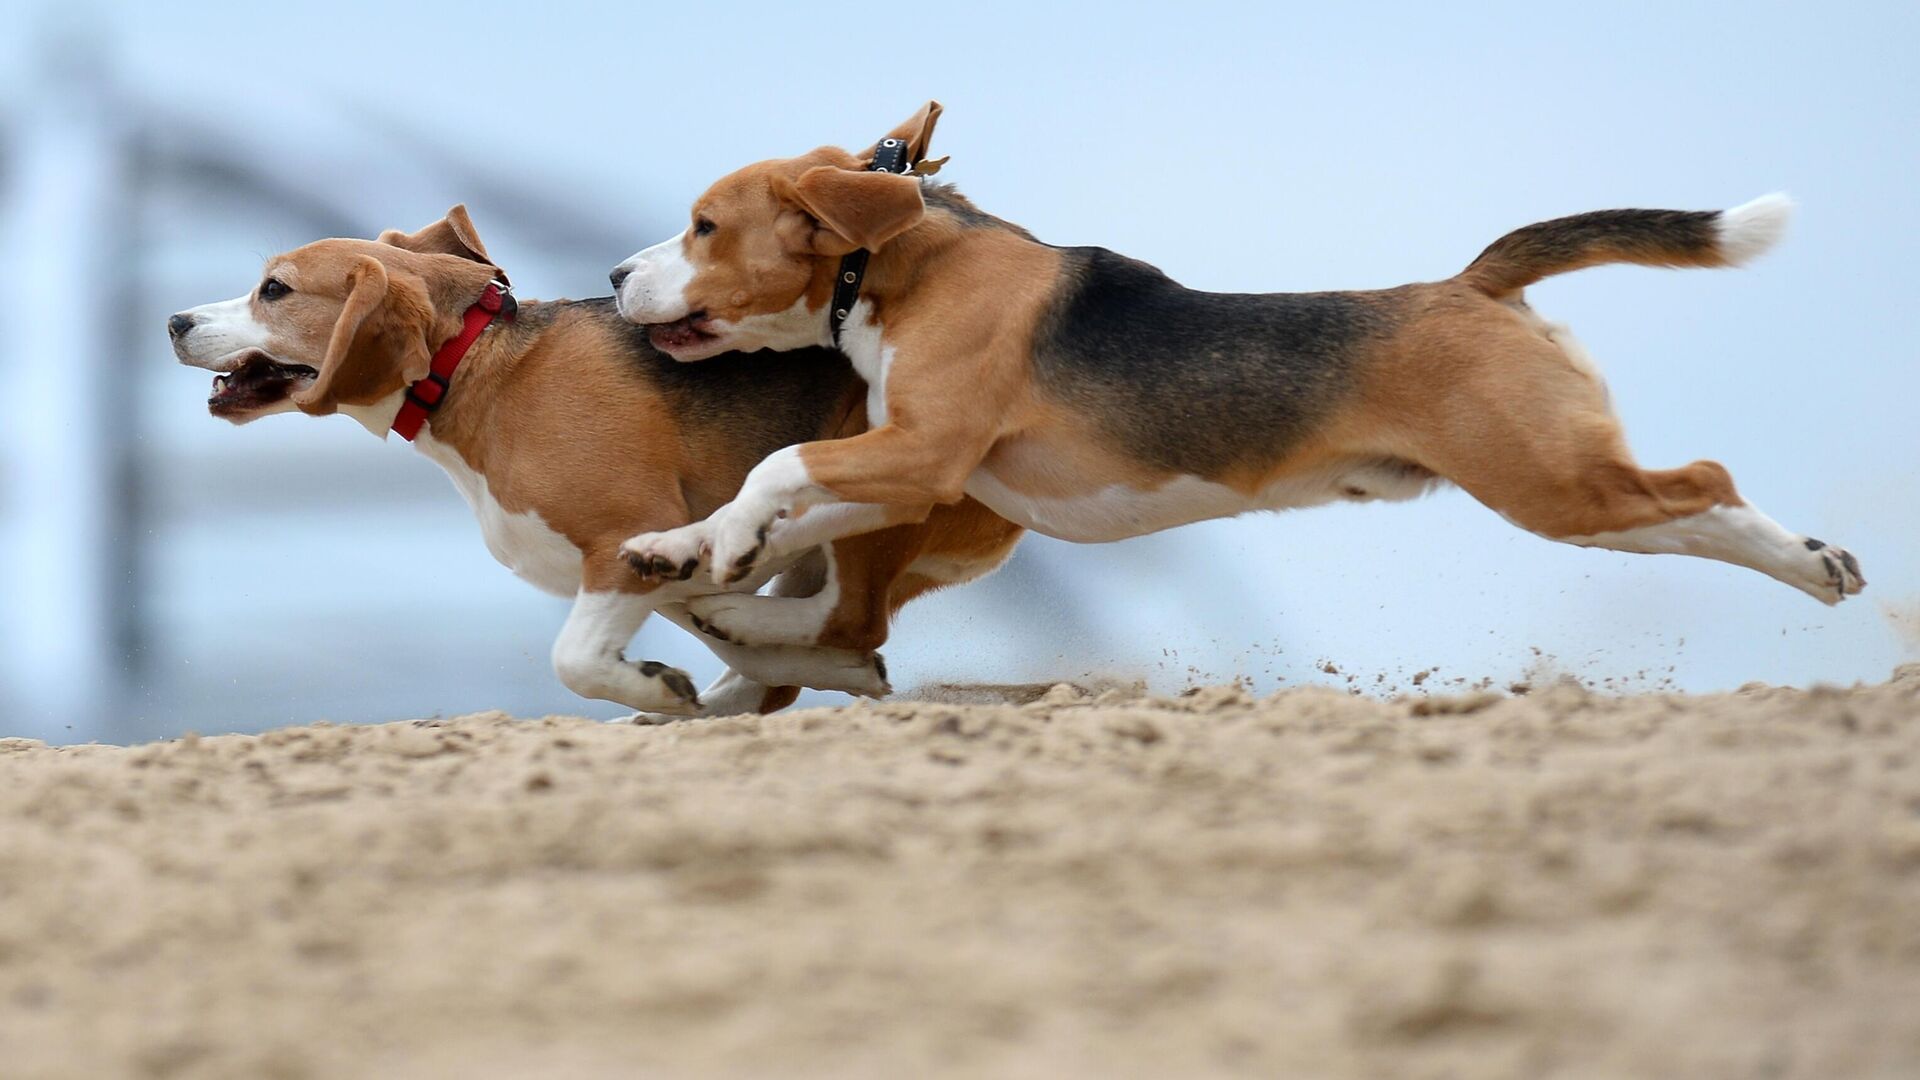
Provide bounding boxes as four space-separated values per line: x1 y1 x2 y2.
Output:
3 1 1915 738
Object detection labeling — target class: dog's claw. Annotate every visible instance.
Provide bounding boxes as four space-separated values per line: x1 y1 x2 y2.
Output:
689 613 733 643
621 522 715 585
1802 536 1866 604
636 659 702 710
721 523 772 582
621 530 709 584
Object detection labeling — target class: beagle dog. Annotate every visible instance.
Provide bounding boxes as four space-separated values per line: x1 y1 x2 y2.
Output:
612 101 1863 610
167 206 1022 717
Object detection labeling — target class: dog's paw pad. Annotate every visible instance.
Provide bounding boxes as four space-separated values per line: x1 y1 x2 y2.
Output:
1806 538 1866 601
622 534 706 583
636 660 702 710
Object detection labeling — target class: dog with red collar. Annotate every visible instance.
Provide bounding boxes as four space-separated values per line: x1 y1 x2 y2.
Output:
612 102 1862 612
168 206 1022 717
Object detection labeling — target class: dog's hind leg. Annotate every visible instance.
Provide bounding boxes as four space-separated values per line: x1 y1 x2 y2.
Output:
686 525 916 651
686 670 800 718
1385 318 1864 604
1556 495 1864 604
687 499 1021 650
654 604 891 699
678 546 854 716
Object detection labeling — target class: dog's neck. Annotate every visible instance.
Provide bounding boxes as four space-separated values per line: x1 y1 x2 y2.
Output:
349 304 534 455
341 391 407 437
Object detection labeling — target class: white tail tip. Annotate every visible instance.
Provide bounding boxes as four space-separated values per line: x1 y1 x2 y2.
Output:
1717 192 1793 265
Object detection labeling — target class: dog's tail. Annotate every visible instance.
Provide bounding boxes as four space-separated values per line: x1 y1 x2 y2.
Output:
1455 193 1792 299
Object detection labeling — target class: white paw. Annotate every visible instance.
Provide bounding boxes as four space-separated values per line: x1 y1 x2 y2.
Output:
694 669 789 717
850 651 891 699
622 521 713 582
1808 540 1865 605
706 505 779 586
800 648 890 699
563 657 701 717
635 659 703 712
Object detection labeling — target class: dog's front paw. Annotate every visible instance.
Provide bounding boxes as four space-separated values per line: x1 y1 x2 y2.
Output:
640 659 703 711
706 508 776 586
622 523 712 582
1806 538 1866 604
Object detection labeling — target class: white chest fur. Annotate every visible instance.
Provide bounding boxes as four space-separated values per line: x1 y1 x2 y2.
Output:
837 304 894 426
415 432 584 597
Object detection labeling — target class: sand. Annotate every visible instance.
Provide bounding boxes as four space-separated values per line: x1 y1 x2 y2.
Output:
4 672 1920 1079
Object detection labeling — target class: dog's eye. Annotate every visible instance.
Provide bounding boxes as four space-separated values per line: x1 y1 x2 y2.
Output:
259 278 291 301
693 218 717 238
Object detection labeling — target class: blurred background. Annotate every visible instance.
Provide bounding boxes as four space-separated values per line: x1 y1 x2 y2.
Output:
1 1 1914 743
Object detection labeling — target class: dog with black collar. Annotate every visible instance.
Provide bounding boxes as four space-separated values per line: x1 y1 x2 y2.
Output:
611 102 1862 621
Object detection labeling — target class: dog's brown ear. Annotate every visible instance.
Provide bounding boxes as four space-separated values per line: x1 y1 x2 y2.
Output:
863 100 942 168
292 255 434 417
378 205 507 284
782 166 927 255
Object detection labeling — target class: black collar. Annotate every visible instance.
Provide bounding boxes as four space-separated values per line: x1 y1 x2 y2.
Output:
829 138 917 348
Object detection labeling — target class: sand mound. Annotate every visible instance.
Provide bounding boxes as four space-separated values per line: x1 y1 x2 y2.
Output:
4 673 1920 1079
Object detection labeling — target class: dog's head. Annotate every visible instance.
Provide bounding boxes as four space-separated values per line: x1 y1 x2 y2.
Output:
168 206 505 425
610 102 942 362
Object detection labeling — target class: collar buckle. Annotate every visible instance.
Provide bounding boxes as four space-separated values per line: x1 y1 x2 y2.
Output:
478 278 517 321
829 138 922 347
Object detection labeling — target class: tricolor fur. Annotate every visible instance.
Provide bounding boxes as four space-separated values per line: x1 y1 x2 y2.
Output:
611 103 1861 607
169 206 1022 717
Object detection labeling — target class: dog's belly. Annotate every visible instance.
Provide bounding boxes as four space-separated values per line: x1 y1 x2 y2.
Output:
417 435 584 597
966 458 1439 544
964 470 1255 542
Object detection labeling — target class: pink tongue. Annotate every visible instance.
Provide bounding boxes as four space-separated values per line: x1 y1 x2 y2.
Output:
651 320 700 348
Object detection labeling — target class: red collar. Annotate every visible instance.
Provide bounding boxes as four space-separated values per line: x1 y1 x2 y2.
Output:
391 280 515 442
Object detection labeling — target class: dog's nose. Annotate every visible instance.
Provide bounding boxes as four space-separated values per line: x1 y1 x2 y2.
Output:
167 313 195 339
609 266 632 291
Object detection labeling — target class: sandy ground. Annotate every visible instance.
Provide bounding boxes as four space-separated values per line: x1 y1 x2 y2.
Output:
4 673 1920 1079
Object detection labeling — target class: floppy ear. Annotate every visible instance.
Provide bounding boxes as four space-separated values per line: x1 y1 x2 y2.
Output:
292 255 434 416
378 205 508 284
863 100 943 167
783 166 927 255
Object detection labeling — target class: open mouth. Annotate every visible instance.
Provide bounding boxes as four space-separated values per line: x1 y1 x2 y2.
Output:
647 312 720 354
207 350 318 418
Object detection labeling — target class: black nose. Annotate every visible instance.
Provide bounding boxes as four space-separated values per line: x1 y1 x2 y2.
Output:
609 266 632 291
167 313 195 339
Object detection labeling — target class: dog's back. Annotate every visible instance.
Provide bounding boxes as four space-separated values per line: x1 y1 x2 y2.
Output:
1032 247 1404 478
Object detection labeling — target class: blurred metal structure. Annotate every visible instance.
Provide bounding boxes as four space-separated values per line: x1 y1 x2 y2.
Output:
0 22 1208 746
0 30 658 741
1 38 131 740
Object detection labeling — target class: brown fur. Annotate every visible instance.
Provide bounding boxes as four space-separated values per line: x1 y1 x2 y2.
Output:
1320 283 1743 537
1458 207 1724 299
637 103 1771 549
213 208 1023 712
